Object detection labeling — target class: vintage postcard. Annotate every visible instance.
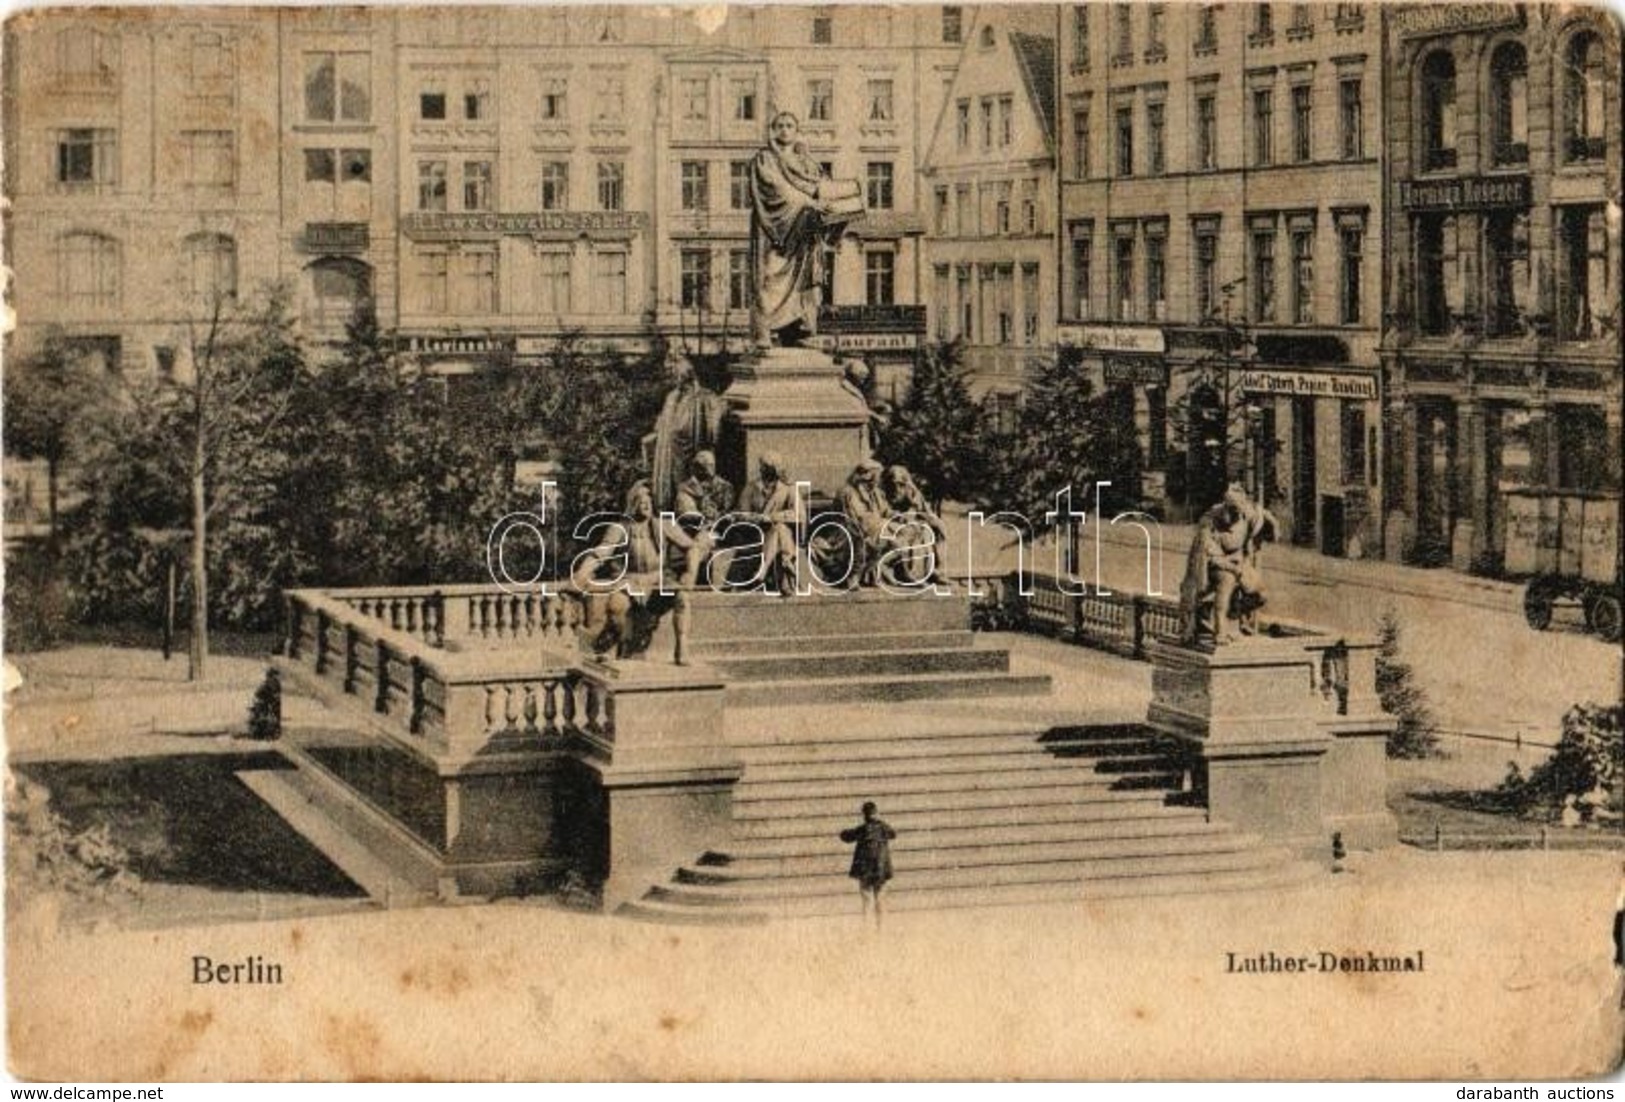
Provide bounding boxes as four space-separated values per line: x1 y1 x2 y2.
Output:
3 0 1623 1082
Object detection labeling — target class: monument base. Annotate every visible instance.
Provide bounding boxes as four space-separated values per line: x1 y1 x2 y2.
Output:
720 345 870 498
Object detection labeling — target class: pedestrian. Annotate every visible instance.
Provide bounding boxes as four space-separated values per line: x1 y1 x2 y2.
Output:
840 801 896 928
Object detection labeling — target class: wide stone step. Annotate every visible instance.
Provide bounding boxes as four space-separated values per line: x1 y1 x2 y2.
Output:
736 763 1180 805
732 796 1205 841
688 590 971 640
695 819 1236 877
690 629 977 658
727 715 1154 751
710 646 1010 682
727 671 1052 707
738 747 1179 786
734 730 1171 769
731 780 1185 822
645 845 1291 907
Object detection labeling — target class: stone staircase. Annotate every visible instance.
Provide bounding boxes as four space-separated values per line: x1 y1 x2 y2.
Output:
618 717 1318 924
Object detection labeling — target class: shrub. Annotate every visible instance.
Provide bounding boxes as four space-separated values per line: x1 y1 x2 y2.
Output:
1500 702 1623 820
1375 610 1440 758
2 544 72 652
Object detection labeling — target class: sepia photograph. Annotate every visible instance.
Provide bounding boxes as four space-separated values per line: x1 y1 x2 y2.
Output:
2 0 1622 1083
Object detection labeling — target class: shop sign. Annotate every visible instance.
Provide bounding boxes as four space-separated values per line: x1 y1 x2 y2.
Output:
820 305 928 334
1103 358 1169 386
402 211 650 238
1398 175 1531 212
1235 369 1377 400
813 332 919 352
1056 325 1167 355
1394 4 1522 38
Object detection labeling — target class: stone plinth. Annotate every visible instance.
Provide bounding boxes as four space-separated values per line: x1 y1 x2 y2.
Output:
720 345 870 498
1146 637 1334 853
1318 640 1400 849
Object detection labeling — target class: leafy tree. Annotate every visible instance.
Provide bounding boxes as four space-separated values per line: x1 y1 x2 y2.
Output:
875 340 988 508
1500 703 1622 819
1375 610 1440 758
3 330 113 542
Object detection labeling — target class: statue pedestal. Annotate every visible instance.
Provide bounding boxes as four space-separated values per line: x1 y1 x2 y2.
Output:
721 345 870 498
1146 636 1397 855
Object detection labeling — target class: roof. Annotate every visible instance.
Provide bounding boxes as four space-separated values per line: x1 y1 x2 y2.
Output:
1008 30 1056 148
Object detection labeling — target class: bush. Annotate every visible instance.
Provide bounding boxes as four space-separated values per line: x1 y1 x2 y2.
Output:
2 543 72 652
1375 610 1440 758
1500 702 1623 820
5 777 140 908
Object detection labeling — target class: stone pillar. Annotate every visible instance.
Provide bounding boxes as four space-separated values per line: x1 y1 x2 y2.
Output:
1318 640 1400 849
1385 390 1418 563
1451 397 1483 571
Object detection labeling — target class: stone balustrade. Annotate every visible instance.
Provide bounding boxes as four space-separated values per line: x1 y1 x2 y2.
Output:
324 583 587 655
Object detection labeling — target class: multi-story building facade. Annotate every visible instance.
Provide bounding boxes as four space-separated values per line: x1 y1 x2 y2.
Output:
5 6 965 386
922 5 1058 401
1057 2 1386 554
1380 4 1621 575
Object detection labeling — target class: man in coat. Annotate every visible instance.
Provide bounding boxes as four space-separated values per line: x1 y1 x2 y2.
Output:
840 801 897 928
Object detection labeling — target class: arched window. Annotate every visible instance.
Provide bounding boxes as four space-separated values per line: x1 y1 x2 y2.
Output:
57 231 120 310
1488 42 1527 165
1563 31 1607 162
306 257 372 332
184 233 237 306
1419 50 1457 170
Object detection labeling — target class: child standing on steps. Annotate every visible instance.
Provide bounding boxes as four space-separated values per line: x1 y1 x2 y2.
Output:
840 801 896 928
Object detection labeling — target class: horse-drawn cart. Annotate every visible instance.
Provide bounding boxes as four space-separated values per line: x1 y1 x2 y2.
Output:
1503 489 1622 643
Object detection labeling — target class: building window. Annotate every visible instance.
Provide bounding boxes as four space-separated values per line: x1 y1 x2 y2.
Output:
1291 226 1315 324
865 250 896 306
1252 3 1274 42
680 249 712 310
955 183 973 236
1071 225 1093 319
58 232 119 310
1115 104 1134 176
594 250 628 314
680 77 709 123
1557 205 1609 340
997 95 1014 148
1291 85 1312 162
1252 88 1274 166
995 182 1012 235
1113 232 1135 320
1113 6 1133 63
1339 223 1364 325
1146 4 1167 57
980 24 996 49
1194 221 1220 321
1145 229 1167 321
416 249 448 313
993 265 1014 343
934 265 951 339
55 26 118 88
537 249 571 315
1147 103 1166 175
462 160 492 211
729 161 752 211
540 78 567 121
866 162 894 210
867 80 895 124
728 249 750 311
187 32 233 101
1339 78 1363 160
680 161 709 211
305 52 370 123
1251 224 1277 322
418 160 447 211
1195 6 1219 52
1340 402 1367 486
1415 213 1457 336
1420 50 1458 171
980 98 995 149
1022 263 1041 344
955 99 971 147
1483 211 1530 337
540 163 569 211
311 257 371 328
459 250 497 314
1562 32 1607 163
808 79 834 123
957 265 974 340
732 79 758 122
55 128 116 186
1196 93 1217 170
1072 106 1091 178
943 6 964 44
1484 42 1529 166
598 161 624 211
1334 4 1364 30
464 82 491 121
1022 179 1039 234
1072 6 1090 68
812 7 833 44
1289 4 1313 36
419 91 446 120
934 186 950 235
594 75 625 123
185 233 237 304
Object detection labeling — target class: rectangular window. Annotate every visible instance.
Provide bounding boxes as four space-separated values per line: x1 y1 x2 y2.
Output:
460 249 497 314
1339 225 1363 324
419 91 446 120
537 249 571 315
729 161 752 210
306 52 370 123
418 160 447 211
1115 105 1135 176
1415 213 1456 335
728 248 751 310
593 250 627 315
1196 6 1219 51
996 182 1012 234
540 79 567 120
464 83 490 121
865 250 896 306
1291 228 1315 324
1072 6 1090 68
956 99 971 147
680 161 709 211
866 161 894 210
868 80 895 124
1558 205 1609 341
1022 179 1039 234
812 8 833 44
680 78 709 122
997 95 1014 147
1022 263 1041 344
1196 93 1218 170
55 128 116 185
1072 230 1092 318
957 265 973 340
1114 6 1133 62
943 6 963 44
1291 85 1313 162
540 162 569 210
1252 226 1277 321
598 161 624 211
1147 103 1166 175
305 149 336 183
934 265 951 339
1113 233 1135 320
59 233 119 310
1254 3 1274 40
595 75 625 123
808 79 834 122
981 98 995 149
1195 224 1220 320
417 248 448 313
183 130 234 190
934 186 950 235
1484 211 1530 337
732 79 757 122
1339 78 1363 159
1145 230 1167 320
462 160 492 211
1072 106 1091 178
680 249 712 309
955 184 973 237
1147 3 1167 55
1253 88 1274 166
